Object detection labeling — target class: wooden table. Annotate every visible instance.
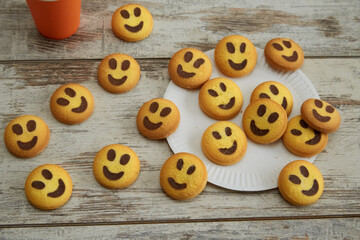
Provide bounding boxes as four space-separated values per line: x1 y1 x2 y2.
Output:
1 0 359 239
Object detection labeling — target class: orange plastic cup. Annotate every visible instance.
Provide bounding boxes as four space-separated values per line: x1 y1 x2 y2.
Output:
26 0 81 40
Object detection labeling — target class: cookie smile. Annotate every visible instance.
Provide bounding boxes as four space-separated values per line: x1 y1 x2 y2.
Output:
218 140 237 155
143 116 162 130
71 96 88 113
305 130 321 145
312 109 331 122
282 51 298 62
108 74 128 86
103 166 124 181
124 21 144 33
17 136 38 150
177 64 195 78
218 97 235 110
228 59 247 71
168 177 187 190
47 179 66 198
301 179 319 196
250 120 269 136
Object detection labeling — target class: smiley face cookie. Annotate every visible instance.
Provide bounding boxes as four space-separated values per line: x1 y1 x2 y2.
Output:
265 38 304 71
93 144 140 189
250 81 293 116
301 98 341 133
160 152 207 200
168 48 212 89
98 53 140 94
25 164 73 210
214 35 257 78
199 77 243 120
112 4 153 42
50 83 94 125
201 121 247 165
278 160 324 206
283 115 328 157
242 99 287 144
137 98 180 139
4 115 50 158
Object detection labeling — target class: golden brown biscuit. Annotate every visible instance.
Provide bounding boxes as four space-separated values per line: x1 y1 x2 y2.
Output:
98 53 140 94
4 115 50 158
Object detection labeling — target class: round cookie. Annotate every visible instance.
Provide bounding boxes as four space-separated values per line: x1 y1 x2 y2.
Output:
168 48 212 89
201 121 247 166
264 38 304 71
301 98 341 133
242 99 287 144
199 77 243 120
111 4 153 42
4 115 50 158
98 53 140 94
160 152 207 200
93 144 140 189
137 98 180 139
250 81 293 116
278 160 324 206
283 115 328 157
50 83 94 125
214 35 257 78
25 164 73 210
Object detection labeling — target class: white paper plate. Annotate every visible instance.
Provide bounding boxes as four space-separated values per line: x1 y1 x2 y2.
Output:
164 48 319 191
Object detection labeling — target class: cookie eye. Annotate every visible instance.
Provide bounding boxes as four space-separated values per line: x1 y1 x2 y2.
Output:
120 10 130 19
300 166 309 178
259 93 270 99
283 40 292 48
121 60 130 71
187 165 196 175
176 159 183 170
193 58 205 68
149 102 159 113
27 120 36 132
134 7 141 17
272 43 283 51
314 99 323 108
220 83 226 92
299 119 309 128
109 58 117 70
160 107 171 117
289 175 301 184
225 127 232 136
326 105 335 113
42 169 53 180
12 124 23 135
120 154 130 165
257 104 266 117
291 129 302 136
57 98 70 106
270 85 279 95
226 42 235 53
208 89 218 97
184 51 193 63
212 131 221 139
65 88 76 97
107 149 116 161
240 43 246 53
32 181 45 190
268 112 279 123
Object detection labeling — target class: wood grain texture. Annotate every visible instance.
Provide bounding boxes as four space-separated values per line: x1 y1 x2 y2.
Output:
0 58 359 225
0 0 359 60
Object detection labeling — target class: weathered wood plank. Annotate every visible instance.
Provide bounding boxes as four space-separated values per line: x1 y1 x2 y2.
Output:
0 59 359 225
1 218 359 239
0 0 359 60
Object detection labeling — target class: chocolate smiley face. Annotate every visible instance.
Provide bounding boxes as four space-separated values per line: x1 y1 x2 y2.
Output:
160 152 208 200
301 98 341 133
98 53 140 94
93 144 140 189
199 77 243 120
4 115 50 158
25 164 73 210
137 98 180 139
264 38 304 71
168 48 212 89
242 99 287 144
111 4 153 42
50 83 94 125
250 81 293 116
278 160 324 206
201 121 247 166
283 115 328 157
214 35 257 78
